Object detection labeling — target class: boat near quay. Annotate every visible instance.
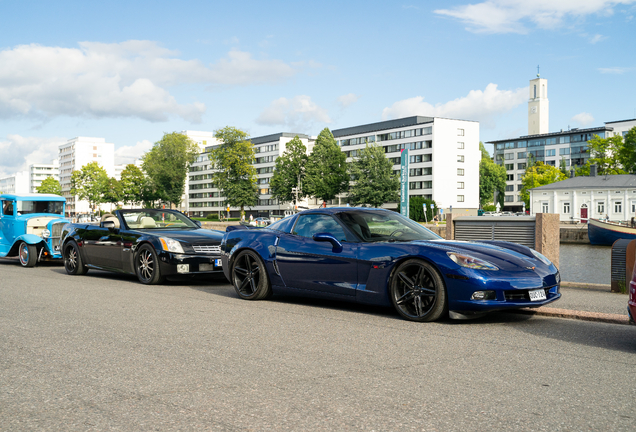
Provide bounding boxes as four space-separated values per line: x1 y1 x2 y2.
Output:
587 218 636 246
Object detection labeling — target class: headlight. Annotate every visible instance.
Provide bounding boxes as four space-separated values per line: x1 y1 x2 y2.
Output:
531 249 552 266
159 237 184 253
447 252 499 270
41 229 51 238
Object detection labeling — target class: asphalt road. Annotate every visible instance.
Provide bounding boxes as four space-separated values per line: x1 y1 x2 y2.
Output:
1 259 635 431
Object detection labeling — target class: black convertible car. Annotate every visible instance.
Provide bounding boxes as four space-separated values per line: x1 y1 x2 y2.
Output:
60 209 225 284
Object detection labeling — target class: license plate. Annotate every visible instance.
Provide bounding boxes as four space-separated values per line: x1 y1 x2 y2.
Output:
529 288 547 301
215 259 222 267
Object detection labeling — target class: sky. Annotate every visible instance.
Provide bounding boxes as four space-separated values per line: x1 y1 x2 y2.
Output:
1 0 635 178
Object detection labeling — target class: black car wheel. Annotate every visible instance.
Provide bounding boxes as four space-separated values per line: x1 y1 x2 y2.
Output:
390 259 447 322
135 244 165 285
64 241 88 275
231 250 271 300
18 241 37 267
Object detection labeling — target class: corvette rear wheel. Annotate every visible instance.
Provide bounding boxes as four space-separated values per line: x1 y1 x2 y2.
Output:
390 259 447 322
18 241 37 267
64 241 88 275
135 244 165 285
231 250 271 300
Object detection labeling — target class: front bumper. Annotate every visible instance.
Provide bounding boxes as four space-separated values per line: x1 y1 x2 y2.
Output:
157 251 224 276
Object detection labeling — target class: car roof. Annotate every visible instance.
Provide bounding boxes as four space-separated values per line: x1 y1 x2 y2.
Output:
296 207 387 215
0 193 65 201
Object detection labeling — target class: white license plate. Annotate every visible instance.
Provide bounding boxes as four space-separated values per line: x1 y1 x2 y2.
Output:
529 289 547 301
215 259 222 267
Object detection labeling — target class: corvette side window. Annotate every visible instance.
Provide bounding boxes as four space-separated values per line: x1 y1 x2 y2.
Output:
292 214 347 242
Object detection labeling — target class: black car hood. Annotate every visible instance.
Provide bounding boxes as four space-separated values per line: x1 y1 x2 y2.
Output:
134 228 223 244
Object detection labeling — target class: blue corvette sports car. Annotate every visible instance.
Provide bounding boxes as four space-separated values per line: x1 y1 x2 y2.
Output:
221 208 560 322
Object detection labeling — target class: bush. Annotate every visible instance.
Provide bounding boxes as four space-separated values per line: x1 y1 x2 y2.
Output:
408 196 438 222
206 214 219 220
482 204 497 212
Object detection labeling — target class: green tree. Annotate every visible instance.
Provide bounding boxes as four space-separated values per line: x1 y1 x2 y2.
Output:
479 157 506 208
617 127 636 173
119 164 146 206
142 132 199 207
210 126 259 217
520 161 567 208
103 177 123 209
70 161 109 211
408 196 438 222
348 143 399 207
304 128 348 203
479 141 491 160
36 176 62 195
559 157 568 176
586 134 625 175
270 136 308 206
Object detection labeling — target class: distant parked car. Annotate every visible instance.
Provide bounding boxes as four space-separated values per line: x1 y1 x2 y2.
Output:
254 217 271 227
0 193 69 267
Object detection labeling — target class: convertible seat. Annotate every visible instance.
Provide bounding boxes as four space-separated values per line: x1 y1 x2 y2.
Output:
101 214 120 229
139 217 157 228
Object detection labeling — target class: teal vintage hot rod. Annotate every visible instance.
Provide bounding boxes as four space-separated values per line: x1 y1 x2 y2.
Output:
0 193 69 267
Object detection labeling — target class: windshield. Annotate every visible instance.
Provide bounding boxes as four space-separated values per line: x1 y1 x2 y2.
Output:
121 210 198 230
16 200 64 215
336 210 441 242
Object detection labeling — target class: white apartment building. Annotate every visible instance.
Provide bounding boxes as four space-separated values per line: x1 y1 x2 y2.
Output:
0 171 29 195
188 132 313 218
332 116 480 213
28 160 59 193
186 116 479 217
58 137 115 215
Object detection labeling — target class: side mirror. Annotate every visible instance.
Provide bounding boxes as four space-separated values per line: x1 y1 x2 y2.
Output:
102 221 116 230
313 232 343 252
194 220 202 228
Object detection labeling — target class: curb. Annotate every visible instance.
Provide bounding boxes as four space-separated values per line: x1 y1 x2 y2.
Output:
511 306 630 325
560 281 611 290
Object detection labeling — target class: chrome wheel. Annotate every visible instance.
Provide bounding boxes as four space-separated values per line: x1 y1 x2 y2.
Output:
390 260 447 322
63 242 87 275
138 249 154 282
135 245 164 285
18 242 37 267
66 247 77 271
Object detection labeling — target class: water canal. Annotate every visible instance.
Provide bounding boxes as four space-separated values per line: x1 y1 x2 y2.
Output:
559 243 611 285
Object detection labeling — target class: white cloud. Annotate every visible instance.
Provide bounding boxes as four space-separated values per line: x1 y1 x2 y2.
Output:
0 41 300 122
434 0 636 34
0 135 66 178
256 95 331 130
114 140 154 165
598 66 628 74
589 33 606 43
381 83 527 128
337 93 361 108
571 112 595 127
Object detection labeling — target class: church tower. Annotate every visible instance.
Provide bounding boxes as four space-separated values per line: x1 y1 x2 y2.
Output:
528 71 549 135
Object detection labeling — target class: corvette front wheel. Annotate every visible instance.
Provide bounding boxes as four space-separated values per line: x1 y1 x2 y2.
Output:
390 259 447 322
231 250 271 300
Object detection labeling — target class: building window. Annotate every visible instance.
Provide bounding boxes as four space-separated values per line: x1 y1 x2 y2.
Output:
457 182 464 189
505 164 514 171
457 155 464 163
518 163 526 170
563 202 570 214
517 184 523 191
614 201 622 213
517 174 524 180
505 185 514 192
457 168 464 176
507 174 514 181
597 201 605 214
504 195 514 202
457 142 464 149
457 129 464 136
504 153 514 160
457 195 464 202
542 202 549 213
546 149 556 157
632 202 636 213
517 151 526 159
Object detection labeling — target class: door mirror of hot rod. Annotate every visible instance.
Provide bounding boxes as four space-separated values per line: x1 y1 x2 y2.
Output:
312 232 343 252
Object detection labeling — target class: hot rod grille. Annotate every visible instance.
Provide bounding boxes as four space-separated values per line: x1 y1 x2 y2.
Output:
50 221 66 249
192 245 221 254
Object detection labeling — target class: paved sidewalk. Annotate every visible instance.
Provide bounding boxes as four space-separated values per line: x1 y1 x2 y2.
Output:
513 282 632 325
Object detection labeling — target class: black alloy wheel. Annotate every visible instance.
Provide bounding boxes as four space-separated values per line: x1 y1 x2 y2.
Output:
18 241 37 267
64 241 88 275
390 259 447 322
231 250 271 300
135 244 165 285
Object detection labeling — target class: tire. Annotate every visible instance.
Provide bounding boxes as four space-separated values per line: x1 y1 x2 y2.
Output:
231 250 271 300
18 241 37 268
390 259 447 322
135 244 165 285
64 241 88 275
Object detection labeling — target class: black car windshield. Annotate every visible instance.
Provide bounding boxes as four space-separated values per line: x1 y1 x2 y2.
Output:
336 210 441 242
16 201 64 215
120 210 198 230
